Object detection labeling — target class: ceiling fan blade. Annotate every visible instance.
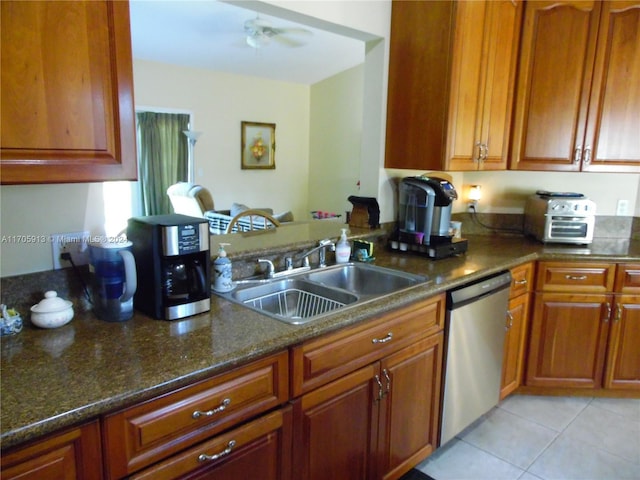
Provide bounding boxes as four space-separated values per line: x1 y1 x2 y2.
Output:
273 27 312 36
271 34 307 48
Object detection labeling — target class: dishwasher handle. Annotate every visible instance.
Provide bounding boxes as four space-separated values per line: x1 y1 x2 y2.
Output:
447 271 512 310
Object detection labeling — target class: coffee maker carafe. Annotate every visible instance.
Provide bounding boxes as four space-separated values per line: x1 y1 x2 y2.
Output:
88 240 137 322
399 175 458 244
127 214 210 320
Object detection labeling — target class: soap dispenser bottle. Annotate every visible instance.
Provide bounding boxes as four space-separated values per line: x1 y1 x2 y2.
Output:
335 229 351 264
213 243 234 292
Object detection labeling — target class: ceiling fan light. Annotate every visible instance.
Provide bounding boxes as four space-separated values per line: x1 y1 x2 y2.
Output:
247 33 269 49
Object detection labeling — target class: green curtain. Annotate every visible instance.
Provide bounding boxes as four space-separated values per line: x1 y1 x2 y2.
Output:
136 112 190 216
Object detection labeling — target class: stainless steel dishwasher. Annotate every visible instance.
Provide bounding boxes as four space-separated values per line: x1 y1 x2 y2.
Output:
439 270 512 446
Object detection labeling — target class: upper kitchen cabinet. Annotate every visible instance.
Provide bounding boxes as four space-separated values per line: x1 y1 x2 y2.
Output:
0 0 137 184
510 1 640 173
385 0 522 171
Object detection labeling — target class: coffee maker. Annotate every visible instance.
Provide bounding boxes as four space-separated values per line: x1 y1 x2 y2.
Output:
397 175 467 258
127 214 210 320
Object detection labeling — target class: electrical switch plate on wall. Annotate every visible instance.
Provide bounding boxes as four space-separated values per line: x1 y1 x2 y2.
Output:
51 231 90 269
616 199 629 216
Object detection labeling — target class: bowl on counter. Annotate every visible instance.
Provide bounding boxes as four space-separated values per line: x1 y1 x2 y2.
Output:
30 291 74 329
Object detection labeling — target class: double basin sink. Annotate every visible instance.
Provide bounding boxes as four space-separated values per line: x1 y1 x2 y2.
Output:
214 262 428 324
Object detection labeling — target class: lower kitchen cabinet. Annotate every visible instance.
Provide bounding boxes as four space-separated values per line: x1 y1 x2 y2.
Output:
103 351 289 479
131 407 292 480
527 262 640 392
500 262 533 399
501 291 530 399
377 334 443 480
292 363 379 479
526 292 612 389
292 334 443 480
603 295 640 390
1 420 102 480
290 296 445 480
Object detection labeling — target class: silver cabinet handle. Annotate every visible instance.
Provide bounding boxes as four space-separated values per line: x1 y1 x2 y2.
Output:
604 302 611 323
614 304 622 323
574 146 582 164
372 332 393 344
584 146 592 164
198 440 236 462
382 369 391 397
481 143 488 162
374 374 384 401
514 279 528 286
506 310 514 330
192 398 231 419
565 275 587 281
475 142 483 162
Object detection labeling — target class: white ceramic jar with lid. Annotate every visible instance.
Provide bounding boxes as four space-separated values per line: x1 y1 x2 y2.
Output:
30 291 74 328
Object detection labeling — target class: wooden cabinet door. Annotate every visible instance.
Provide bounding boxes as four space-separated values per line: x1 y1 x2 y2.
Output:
1 421 102 480
292 364 379 480
0 0 137 184
583 2 640 172
384 0 455 170
501 292 531 399
603 296 640 390
510 1 602 171
526 292 612 388
377 332 443 480
446 0 521 171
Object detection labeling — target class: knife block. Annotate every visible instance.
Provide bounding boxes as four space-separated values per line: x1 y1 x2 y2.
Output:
348 204 371 229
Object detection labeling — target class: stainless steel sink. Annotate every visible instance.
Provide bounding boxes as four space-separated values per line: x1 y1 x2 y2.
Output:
303 263 425 296
214 263 428 324
230 278 358 324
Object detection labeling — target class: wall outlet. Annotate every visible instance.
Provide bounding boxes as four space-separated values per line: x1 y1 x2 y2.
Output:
51 231 90 269
616 199 629 216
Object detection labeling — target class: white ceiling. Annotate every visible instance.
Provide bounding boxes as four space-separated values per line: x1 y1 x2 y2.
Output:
129 0 367 85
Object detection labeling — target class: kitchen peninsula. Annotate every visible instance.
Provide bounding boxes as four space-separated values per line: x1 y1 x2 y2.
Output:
2 223 639 478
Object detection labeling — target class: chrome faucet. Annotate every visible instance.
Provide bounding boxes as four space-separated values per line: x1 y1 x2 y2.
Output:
294 239 336 268
257 259 275 278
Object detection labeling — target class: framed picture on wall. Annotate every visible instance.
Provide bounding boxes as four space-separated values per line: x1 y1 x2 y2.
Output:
241 121 276 169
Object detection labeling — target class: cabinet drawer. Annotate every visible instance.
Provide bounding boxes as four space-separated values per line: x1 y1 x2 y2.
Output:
535 262 615 293
1 421 102 480
614 263 640 293
291 295 445 397
510 262 534 298
132 407 291 480
103 351 288 479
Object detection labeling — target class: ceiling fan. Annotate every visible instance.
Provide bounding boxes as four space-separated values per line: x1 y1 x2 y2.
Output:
244 15 312 49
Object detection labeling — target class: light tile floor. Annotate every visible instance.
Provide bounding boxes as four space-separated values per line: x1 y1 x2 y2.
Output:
416 395 640 480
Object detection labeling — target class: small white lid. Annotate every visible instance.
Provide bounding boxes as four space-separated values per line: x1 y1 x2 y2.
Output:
31 291 73 313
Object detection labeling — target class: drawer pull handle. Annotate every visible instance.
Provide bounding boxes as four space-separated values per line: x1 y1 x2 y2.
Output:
514 279 528 285
372 332 393 344
565 275 587 281
192 398 231 419
198 440 236 462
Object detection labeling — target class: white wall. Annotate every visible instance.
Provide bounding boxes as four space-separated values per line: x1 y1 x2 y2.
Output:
459 171 640 216
134 59 311 219
308 64 364 217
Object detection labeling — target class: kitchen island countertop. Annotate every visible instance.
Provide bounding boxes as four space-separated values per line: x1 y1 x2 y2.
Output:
2 234 640 450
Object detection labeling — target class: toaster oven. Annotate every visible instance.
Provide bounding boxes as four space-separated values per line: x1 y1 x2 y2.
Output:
524 193 596 245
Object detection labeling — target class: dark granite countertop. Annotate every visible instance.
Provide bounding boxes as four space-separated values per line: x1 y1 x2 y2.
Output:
2 232 639 450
